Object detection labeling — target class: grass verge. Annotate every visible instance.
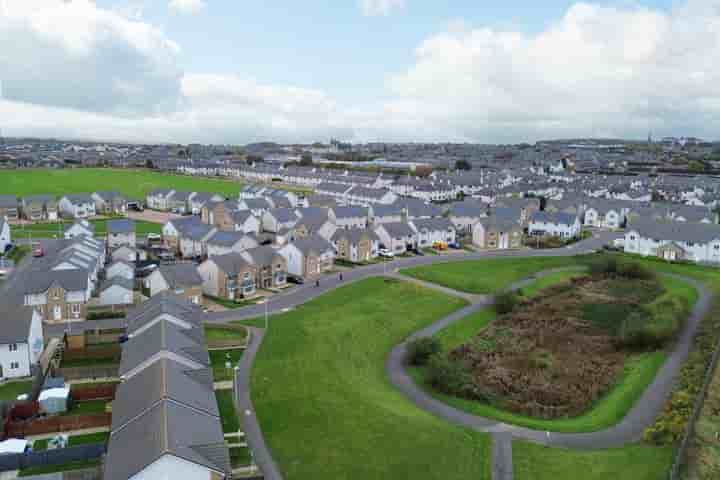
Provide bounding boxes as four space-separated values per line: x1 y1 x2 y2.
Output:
216 389 240 433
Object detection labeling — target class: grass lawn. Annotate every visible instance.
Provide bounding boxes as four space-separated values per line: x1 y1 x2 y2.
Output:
229 447 253 467
205 325 248 343
408 272 698 433
513 441 674 480
204 295 260 309
64 399 109 416
0 380 33 401
518 269 587 298
32 432 110 451
247 277 491 480
210 349 243 382
401 256 586 294
215 389 240 433
12 219 162 239
18 459 102 477
0 168 247 199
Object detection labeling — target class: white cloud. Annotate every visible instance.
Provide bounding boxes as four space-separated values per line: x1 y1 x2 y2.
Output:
0 0 182 115
360 0 406 17
3 0 720 144
169 0 207 15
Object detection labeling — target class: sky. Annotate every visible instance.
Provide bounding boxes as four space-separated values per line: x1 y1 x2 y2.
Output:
1 0 718 145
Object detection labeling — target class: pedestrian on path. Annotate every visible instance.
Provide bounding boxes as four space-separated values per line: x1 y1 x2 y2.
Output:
315 279 320 287
339 273 343 281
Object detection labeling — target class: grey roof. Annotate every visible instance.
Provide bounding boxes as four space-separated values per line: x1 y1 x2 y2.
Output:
242 245 282 266
64 220 96 235
242 198 272 210
149 188 174 197
120 319 209 376
22 194 54 205
125 292 204 335
100 276 134 292
230 209 256 225
104 400 230 480
331 206 368 220
0 305 34 344
331 227 379 243
23 269 89 294
174 218 215 241
112 359 218 431
479 215 522 232
628 219 720 243
449 201 488 218
94 191 126 202
411 217 455 232
316 182 351 194
63 193 94 204
291 234 335 255
107 219 135 234
208 253 255 276
267 208 300 224
370 204 403 217
207 230 250 247
0 195 18 208
531 211 578 226
157 264 203 288
377 221 416 238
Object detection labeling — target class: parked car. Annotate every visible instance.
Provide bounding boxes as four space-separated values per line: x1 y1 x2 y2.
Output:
32 243 44 257
413 249 424 256
378 248 394 258
287 274 305 285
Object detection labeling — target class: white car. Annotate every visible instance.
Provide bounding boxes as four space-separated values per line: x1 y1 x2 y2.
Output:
378 248 395 258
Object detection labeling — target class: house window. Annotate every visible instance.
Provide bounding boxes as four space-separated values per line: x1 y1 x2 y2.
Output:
9 344 18 352
10 362 19 369
629 235 636 241
71 304 81 315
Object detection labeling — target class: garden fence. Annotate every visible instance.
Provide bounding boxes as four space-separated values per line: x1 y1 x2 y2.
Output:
4 413 111 437
53 366 119 382
0 444 105 473
668 329 720 479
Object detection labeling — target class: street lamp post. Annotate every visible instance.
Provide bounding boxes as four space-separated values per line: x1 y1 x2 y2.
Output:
264 296 269 331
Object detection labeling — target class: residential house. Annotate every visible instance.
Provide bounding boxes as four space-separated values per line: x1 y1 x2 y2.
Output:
0 195 19 221
163 217 216 259
241 246 287 289
494 197 541 227
168 191 194 214
583 200 630 229
98 277 135 306
231 210 261 235
369 204 403 225
146 264 204 305
528 212 582 239
21 195 57 221
331 228 379 263
448 201 489 235
293 207 336 240
262 208 300 233
0 306 43 380
106 260 135 281
59 194 96 219
146 189 176 211
374 222 417 254
107 219 136 249
238 198 273 217
24 270 92 323
0 217 10 253
111 245 146 264
206 231 259 258
624 220 720 264
202 200 237 230
64 219 95 239
279 235 336 278
329 206 369 230
92 191 127 215
472 216 523 249
198 253 257 300
410 218 457 248
189 192 225 215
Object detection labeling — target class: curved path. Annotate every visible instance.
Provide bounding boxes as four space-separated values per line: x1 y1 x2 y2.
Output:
386 273 713 449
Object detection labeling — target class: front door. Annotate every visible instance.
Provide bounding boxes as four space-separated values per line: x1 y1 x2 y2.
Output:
53 305 62 321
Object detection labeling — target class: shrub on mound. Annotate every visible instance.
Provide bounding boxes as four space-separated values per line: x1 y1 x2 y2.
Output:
619 294 689 349
406 337 441 366
494 291 519 315
618 262 656 281
588 256 619 276
427 354 473 396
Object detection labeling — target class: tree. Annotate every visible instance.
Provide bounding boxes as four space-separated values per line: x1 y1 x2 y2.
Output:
455 159 472 171
145 159 155 169
300 154 313 166
246 154 264 165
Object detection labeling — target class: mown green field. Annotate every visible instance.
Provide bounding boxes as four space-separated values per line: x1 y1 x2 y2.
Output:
0 168 245 199
401 256 586 294
244 278 492 480
12 219 162 239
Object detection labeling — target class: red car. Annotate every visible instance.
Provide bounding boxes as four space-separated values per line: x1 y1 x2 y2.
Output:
32 243 44 257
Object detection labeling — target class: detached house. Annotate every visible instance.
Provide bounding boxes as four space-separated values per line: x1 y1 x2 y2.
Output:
0 306 44 380
279 235 336 278
332 228 379 263
330 206 369 230
369 204 403 225
584 200 630 229
262 208 300 233
410 218 457 248
198 253 258 300
374 222 417 254
146 189 176 211
624 220 720 264
64 219 95 239
146 264 204 305
206 231 258 258
92 191 127 215
107 219 136 249
448 201 489 235
241 246 287 289
21 195 58 221
59 194 96 219
0 217 10 253
528 212 582 239
473 216 523 250
231 210 261 235
0 195 19 221
24 270 91 323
